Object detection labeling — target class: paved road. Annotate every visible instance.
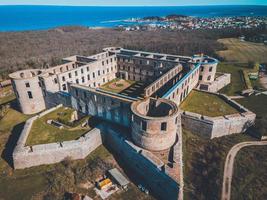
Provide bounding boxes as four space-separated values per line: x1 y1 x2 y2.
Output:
221 141 267 200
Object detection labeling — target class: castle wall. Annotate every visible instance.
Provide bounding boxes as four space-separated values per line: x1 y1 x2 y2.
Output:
13 105 103 169
162 63 200 106
101 125 180 200
144 64 183 97
199 73 231 92
181 92 256 138
69 84 134 127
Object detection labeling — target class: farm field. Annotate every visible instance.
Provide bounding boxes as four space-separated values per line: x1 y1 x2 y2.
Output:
217 38 267 63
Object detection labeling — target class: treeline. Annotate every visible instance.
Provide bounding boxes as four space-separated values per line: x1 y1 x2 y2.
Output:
0 26 266 79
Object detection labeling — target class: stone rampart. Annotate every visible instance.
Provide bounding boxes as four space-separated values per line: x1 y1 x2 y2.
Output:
101 124 180 200
13 105 103 169
208 73 231 92
181 91 256 138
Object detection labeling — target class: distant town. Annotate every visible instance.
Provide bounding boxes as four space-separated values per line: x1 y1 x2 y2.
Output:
118 14 267 32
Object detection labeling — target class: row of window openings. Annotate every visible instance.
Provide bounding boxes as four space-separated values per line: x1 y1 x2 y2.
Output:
199 75 211 81
25 82 42 88
141 121 167 131
119 57 169 67
201 66 213 72
59 66 115 83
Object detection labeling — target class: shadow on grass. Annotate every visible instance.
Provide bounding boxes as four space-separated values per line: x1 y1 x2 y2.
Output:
1 121 26 168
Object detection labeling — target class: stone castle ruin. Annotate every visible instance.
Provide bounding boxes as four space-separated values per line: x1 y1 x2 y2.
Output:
9 47 256 200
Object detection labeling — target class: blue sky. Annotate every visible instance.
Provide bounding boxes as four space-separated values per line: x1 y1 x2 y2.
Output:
0 0 266 6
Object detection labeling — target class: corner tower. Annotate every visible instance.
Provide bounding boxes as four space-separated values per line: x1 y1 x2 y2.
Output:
131 98 180 151
9 69 46 115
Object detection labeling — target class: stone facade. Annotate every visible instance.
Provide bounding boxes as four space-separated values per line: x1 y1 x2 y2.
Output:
199 72 231 92
131 98 180 151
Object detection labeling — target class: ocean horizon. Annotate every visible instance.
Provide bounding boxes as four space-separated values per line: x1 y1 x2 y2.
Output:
0 5 267 32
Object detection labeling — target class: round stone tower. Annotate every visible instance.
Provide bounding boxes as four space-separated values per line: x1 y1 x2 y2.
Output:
198 56 219 83
131 98 180 151
9 69 46 115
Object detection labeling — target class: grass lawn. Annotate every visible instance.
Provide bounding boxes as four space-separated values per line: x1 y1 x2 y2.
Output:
100 78 136 93
217 63 247 96
183 130 255 200
26 107 94 146
236 94 267 136
231 145 267 200
217 38 267 63
0 85 15 105
180 90 238 117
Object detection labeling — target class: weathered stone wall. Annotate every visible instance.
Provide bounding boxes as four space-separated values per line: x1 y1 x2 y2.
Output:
165 66 199 104
181 91 256 138
199 72 231 92
9 69 46 115
131 98 180 151
101 124 180 200
13 105 103 169
143 64 183 97
70 84 134 127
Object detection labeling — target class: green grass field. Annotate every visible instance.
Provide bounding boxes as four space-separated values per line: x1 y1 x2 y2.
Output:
231 145 267 200
180 90 238 117
217 63 248 96
236 94 267 136
26 107 93 146
217 38 267 63
183 130 255 200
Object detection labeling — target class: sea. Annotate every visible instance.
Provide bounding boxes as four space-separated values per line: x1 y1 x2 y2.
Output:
0 5 267 32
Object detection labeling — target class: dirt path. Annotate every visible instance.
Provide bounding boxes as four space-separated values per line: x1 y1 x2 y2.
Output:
221 141 267 200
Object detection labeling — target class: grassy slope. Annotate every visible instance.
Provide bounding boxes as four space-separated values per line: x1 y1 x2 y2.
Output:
26 107 91 146
231 145 267 200
236 95 267 136
180 90 238 117
217 63 247 96
183 130 255 200
217 38 267 63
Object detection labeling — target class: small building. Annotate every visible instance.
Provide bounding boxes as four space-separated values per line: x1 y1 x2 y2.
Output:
108 168 129 189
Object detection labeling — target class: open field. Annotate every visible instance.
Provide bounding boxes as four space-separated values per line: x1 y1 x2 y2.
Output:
100 78 136 93
231 145 267 200
183 130 255 200
236 94 267 136
26 107 96 146
217 63 247 96
180 90 238 117
217 38 267 63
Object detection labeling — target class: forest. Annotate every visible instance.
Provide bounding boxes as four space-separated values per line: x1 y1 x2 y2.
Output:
0 26 266 79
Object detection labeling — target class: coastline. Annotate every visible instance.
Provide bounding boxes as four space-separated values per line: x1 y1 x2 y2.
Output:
0 5 267 32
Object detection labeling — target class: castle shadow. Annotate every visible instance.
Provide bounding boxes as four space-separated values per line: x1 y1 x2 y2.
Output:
1 121 26 168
